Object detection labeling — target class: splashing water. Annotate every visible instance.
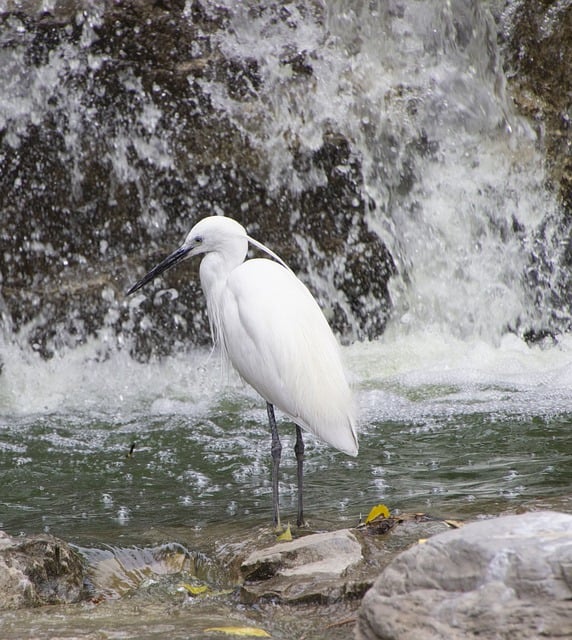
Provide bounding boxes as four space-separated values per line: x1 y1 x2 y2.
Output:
0 1 571 552
204 0 567 340
1 0 570 351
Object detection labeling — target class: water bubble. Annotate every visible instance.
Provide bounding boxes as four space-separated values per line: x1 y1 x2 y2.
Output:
115 506 130 524
102 493 114 507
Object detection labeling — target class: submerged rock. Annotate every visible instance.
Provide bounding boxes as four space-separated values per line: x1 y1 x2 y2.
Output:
0 531 89 610
356 511 572 640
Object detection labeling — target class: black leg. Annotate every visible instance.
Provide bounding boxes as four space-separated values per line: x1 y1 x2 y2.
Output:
267 402 282 529
294 425 305 527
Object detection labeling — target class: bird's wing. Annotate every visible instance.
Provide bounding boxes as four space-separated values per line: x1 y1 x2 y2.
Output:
219 258 358 455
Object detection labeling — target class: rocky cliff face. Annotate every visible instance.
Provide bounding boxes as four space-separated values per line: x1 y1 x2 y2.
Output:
1 0 570 358
0 0 395 359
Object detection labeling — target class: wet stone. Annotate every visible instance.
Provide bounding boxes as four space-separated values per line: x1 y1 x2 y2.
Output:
0 531 90 610
239 528 365 604
356 511 572 640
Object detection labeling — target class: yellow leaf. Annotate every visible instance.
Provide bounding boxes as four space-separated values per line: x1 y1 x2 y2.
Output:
276 524 292 542
180 583 210 596
204 626 271 637
365 503 390 524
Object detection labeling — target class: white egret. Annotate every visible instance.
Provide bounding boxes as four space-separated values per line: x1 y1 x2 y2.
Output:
127 215 358 527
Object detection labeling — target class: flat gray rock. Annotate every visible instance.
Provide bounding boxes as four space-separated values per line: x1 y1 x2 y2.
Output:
240 528 364 603
356 510 572 640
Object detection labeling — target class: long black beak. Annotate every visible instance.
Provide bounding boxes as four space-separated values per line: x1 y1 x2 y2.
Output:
126 245 191 296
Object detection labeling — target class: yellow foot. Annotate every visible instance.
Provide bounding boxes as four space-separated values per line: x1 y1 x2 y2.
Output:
276 523 292 541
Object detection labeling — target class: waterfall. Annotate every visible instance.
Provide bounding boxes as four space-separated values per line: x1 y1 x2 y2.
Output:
0 0 570 362
210 0 566 341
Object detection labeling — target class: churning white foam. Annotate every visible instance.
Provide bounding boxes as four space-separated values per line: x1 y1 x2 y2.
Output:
1 328 571 423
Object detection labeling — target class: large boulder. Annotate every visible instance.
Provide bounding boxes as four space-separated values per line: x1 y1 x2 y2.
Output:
0 531 89 609
356 511 572 640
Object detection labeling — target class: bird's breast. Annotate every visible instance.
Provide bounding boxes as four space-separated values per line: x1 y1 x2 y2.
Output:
215 259 357 455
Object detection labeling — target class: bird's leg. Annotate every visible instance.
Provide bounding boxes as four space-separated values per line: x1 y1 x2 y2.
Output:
267 402 282 530
294 425 305 527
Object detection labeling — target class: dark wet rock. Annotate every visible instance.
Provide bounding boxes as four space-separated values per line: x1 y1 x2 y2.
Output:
0 0 394 359
356 511 572 640
0 531 89 609
497 1 572 331
499 2 572 210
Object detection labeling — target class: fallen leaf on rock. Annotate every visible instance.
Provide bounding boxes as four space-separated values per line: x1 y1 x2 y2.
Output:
180 583 210 596
204 626 271 637
365 503 390 523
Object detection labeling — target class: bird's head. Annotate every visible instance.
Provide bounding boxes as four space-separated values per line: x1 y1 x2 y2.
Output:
182 215 248 258
126 216 249 296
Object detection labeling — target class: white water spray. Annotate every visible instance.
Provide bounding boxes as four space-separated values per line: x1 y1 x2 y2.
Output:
1 0 571 418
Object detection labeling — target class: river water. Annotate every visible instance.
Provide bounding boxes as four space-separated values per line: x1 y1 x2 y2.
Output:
1 332 572 542
1 1 572 638
0 331 571 638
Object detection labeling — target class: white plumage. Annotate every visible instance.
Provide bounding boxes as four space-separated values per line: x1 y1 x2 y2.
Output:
218 258 357 455
127 215 358 526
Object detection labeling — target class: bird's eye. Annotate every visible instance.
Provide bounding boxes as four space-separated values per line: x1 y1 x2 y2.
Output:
195 236 203 244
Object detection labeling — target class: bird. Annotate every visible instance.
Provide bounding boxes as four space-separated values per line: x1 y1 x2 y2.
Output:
127 215 358 528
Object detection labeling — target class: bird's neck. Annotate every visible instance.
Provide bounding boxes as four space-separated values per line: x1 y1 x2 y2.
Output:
199 250 241 348
199 250 238 297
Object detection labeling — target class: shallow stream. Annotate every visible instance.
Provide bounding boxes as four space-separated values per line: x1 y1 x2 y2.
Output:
1 333 571 638
1 1 572 638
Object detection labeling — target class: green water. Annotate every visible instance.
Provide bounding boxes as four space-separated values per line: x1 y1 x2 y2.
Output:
2 404 570 543
1 337 571 639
